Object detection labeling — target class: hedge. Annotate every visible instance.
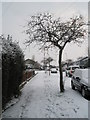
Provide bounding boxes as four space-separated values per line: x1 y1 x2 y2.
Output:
2 35 25 108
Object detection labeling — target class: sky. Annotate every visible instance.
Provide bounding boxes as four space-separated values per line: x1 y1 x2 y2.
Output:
1 1 89 65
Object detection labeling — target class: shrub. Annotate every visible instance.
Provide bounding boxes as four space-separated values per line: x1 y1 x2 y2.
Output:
1 35 25 108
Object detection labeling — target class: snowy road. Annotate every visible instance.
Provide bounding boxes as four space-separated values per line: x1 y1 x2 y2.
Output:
3 71 88 118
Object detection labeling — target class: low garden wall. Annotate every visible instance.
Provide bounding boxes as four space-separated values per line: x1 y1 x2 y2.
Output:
22 70 35 82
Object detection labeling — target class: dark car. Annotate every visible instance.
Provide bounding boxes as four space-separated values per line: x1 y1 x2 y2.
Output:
71 69 90 98
51 68 57 73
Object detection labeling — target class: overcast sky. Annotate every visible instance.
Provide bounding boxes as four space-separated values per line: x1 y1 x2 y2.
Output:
2 1 88 65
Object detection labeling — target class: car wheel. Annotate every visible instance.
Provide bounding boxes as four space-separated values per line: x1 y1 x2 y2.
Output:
71 82 75 90
81 88 86 98
69 74 71 77
69 74 72 77
66 72 67 76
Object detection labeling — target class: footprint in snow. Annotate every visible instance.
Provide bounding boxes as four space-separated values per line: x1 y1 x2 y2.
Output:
73 108 77 113
48 98 51 102
56 103 59 105
21 105 25 108
60 113 64 116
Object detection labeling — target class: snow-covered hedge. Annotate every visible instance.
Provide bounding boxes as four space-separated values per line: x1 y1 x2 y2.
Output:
1 35 25 108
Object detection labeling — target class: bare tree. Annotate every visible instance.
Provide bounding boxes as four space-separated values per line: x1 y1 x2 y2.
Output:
45 57 53 64
46 57 53 75
66 59 73 66
25 13 86 92
41 57 53 69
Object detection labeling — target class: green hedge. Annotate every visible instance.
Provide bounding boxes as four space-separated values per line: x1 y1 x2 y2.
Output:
2 36 25 108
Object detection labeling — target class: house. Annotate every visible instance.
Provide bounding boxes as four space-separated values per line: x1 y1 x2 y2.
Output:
25 59 42 70
71 56 89 68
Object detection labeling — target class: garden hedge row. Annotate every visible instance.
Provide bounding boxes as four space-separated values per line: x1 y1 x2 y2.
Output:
2 36 25 108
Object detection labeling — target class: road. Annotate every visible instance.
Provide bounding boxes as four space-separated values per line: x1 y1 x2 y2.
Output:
2 71 88 118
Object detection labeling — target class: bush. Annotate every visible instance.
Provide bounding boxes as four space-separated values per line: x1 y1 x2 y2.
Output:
1 35 25 108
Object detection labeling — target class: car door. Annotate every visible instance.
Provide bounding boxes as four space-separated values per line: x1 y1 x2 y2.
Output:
74 77 81 90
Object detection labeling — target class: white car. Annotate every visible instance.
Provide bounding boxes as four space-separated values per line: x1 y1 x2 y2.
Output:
51 68 57 73
71 69 90 98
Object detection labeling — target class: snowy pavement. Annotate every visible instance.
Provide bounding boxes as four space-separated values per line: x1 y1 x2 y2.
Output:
2 71 88 118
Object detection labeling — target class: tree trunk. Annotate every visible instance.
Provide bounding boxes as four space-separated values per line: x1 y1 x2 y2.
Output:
59 50 64 92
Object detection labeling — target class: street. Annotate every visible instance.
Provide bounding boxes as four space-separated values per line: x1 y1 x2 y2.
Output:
2 71 88 118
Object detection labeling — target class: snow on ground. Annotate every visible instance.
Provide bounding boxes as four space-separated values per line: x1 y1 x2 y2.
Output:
2 71 88 118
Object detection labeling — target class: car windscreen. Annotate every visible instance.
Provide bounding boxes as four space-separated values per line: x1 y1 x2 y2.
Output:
66 68 71 70
72 67 79 70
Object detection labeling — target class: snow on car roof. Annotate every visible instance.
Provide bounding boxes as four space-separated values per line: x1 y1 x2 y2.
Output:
69 65 79 68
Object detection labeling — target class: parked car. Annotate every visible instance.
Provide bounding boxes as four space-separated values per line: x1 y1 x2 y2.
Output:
71 69 90 98
51 68 57 73
65 65 79 77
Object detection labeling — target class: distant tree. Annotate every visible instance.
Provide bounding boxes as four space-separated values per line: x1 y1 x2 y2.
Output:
61 61 67 67
46 57 53 65
46 57 53 75
66 59 73 66
41 57 53 70
25 13 86 92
